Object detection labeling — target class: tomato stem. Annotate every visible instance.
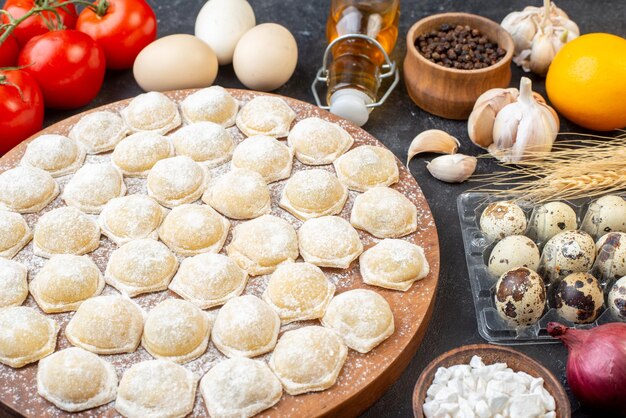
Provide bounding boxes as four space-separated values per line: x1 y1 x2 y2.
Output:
0 72 25 102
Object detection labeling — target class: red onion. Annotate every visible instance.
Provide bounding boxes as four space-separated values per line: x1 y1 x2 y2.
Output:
547 322 626 416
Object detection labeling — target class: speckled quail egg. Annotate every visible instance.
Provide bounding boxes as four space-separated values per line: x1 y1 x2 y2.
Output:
542 230 596 280
480 201 527 241
530 201 578 243
582 195 626 237
596 232 626 279
608 276 626 320
488 235 540 278
555 272 604 324
494 267 546 326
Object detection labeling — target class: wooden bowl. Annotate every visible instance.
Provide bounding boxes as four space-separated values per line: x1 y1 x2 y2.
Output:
412 344 571 418
404 13 514 120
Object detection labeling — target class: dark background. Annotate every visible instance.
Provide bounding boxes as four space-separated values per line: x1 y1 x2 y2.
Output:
43 1 626 417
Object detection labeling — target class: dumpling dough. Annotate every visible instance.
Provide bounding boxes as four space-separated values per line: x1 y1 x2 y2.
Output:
211 295 280 358
226 214 298 276
321 289 394 353
37 347 117 412
269 326 347 395
116 360 198 418
180 86 238 127
63 163 126 214
99 195 167 245
147 156 209 207
0 306 59 368
69 110 129 154
351 187 417 238
159 204 230 256
0 259 28 307
0 211 32 259
236 96 296 137
231 135 293 183
298 216 363 268
169 253 248 309
33 207 101 258
334 145 399 191
360 239 429 291
263 262 335 324
65 295 144 354
202 168 271 220
142 299 211 364
105 239 178 297
111 132 175 177
0 167 59 213
21 134 85 177
279 169 348 220
287 117 354 165
200 357 282 418
30 255 105 313
170 122 234 167
121 91 181 134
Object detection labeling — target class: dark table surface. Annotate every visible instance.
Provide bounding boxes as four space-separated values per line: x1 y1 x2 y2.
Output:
42 1 626 417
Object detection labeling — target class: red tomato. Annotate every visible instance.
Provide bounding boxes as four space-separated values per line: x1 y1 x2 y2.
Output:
1 0 78 47
0 31 19 67
76 0 157 70
18 30 106 109
0 68 44 154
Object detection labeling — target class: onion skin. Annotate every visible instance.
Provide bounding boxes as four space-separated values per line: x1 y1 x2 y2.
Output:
547 322 626 416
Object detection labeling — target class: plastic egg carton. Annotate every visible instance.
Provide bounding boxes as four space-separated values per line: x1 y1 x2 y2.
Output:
457 192 626 345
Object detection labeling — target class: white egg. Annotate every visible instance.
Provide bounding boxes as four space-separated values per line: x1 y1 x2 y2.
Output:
596 232 626 279
195 0 256 65
494 267 546 326
530 201 577 243
608 276 626 320
488 235 540 278
542 230 596 280
479 201 527 241
581 195 626 238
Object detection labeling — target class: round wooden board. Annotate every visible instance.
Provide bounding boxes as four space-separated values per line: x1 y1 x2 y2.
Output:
0 89 440 418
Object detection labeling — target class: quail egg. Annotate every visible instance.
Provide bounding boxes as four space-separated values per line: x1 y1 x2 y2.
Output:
480 201 527 241
530 201 577 243
494 267 546 326
596 232 626 279
608 276 626 320
488 235 540 278
555 272 604 324
582 195 626 237
542 230 596 280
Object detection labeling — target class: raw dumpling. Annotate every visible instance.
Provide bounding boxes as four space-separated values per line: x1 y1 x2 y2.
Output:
298 216 363 268
33 207 101 258
180 86 238 127
279 169 348 220
200 357 282 418
99 195 167 245
30 255 105 313
359 239 429 291
231 135 293 183
69 110 129 154
63 163 126 214
321 289 394 353
0 166 59 213
211 295 280 358
287 117 353 165
269 326 347 395
105 239 178 297
65 295 144 355
111 132 174 177
263 262 335 324
158 204 230 256
169 122 234 167
236 96 295 137
202 168 271 220
121 91 181 134
116 360 198 418
147 156 209 207
333 145 399 191
226 214 298 276
0 306 59 368
37 347 117 412
169 253 248 309
21 134 85 177
351 187 417 238
0 211 32 259
0 259 28 307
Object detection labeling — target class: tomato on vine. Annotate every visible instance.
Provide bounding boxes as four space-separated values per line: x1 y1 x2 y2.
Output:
1 0 78 46
0 30 19 66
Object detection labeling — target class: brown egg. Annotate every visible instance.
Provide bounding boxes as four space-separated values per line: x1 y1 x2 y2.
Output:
494 267 546 326
555 272 604 324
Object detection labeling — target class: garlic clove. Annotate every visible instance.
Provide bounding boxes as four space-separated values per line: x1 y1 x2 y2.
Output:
406 129 459 166
501 11 538 53
468 88 518 149
529 28 557 75
426 154 477 183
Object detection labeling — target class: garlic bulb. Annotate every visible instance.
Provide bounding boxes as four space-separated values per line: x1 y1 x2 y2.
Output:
468 88 518 148
406 129 459 166
426 154 477 183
